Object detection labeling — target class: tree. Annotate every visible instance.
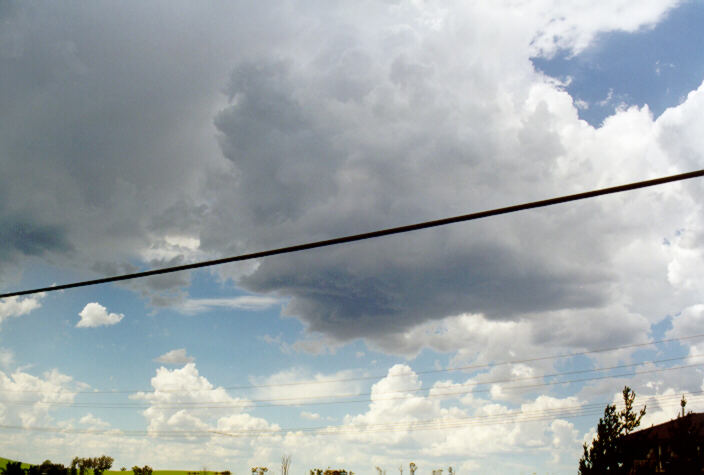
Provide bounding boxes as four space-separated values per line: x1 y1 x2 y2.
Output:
408 463 416 475
280 455 291 475
1 462 25 475
93 456 114 475
579 386 646 474
35 461 68 475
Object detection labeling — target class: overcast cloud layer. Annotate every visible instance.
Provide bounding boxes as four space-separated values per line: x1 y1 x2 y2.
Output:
1 0 701 353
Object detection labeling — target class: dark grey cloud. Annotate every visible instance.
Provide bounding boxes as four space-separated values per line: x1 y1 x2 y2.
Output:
0 0 257 287
1 0 699 351
205 41 619 341
0 216 72 259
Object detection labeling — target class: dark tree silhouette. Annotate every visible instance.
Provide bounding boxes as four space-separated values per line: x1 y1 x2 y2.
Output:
579 386 646 474
1 462 25 475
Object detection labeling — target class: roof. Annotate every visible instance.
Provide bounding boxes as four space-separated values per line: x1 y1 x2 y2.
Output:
623 413 704 444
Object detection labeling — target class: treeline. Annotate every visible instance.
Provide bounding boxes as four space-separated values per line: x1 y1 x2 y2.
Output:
1 456 125 475
1 457 113 475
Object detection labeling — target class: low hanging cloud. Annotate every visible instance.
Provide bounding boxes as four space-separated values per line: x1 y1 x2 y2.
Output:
154 348 195 365
76 302 124 328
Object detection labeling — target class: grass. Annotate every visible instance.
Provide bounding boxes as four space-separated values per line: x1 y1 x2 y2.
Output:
0 457 33 471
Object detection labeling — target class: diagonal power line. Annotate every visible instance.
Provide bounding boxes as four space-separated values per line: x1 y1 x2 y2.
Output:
2 169 703 299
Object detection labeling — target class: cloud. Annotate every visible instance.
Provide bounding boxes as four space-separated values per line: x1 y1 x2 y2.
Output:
155 348 195 365
203 2 703 347
250 367 364 407
3 357 702 474
79 413 110 428
300 411 321 420
175 296 280 315
1 0 700 355
0 295 42 326
0 367 82 428
76 302 124 328
130 362 271 438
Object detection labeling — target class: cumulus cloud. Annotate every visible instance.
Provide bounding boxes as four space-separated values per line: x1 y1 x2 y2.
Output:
76 302 124 328
3 358 701 473
131 362 272 438
0 295 42 326
203 1 703 348
155 348 195 365
0 367 82 428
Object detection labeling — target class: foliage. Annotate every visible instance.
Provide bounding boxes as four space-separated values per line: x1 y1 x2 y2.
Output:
71 457 113 475
1 462 25 475
579 386 646 474
131 466 152 475
27 461 69 475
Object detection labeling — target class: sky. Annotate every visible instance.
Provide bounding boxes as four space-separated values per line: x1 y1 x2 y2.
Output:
1 0 704 473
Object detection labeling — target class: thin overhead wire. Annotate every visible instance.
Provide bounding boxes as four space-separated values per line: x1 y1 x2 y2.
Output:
4 358 701 409
1 331 700 395
0 391 699 439
2 169 703 299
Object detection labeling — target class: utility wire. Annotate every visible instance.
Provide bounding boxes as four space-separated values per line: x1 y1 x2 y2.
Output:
0 391 698 439
1 169 703 299
5 359 701 409
1 331 700 395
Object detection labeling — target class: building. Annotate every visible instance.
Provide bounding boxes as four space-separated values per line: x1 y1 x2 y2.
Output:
622 413 704 473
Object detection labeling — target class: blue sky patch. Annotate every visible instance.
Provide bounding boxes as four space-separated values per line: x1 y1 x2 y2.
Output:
532 0 704 127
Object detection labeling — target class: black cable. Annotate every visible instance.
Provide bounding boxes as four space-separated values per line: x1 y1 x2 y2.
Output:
2 169 703 299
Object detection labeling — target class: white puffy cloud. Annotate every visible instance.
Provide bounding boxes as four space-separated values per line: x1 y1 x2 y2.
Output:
300 411 321 420
526 0 681 57
131 363 269 437
0 296 42 326
154 349 195 365
0 367 81 428
4 359 702 474
76 302 124 328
